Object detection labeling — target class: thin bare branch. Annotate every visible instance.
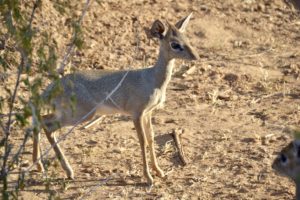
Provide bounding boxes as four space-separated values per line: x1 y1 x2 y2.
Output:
8 128 32 174
1 51 25 176
8 102 38 174
0 0 40 185
0 118 5 132
28 0 40 28
57 0 91 75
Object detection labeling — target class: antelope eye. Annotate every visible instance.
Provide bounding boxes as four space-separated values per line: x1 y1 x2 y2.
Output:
170 42 183 51
280 154 287 164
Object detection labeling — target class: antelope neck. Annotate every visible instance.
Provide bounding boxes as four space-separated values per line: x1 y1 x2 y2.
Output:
152 46 175 89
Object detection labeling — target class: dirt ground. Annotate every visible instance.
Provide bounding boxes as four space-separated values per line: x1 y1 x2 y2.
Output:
3 0 300 199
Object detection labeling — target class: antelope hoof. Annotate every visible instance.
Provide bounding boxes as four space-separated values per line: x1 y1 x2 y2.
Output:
156 170 165 178
37 163 45 172
145 174 153 186
67 170 74 180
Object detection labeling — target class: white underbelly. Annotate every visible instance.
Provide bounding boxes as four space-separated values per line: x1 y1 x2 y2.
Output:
96 104 129 115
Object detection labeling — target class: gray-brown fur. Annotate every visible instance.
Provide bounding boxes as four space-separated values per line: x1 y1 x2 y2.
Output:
33 13 199 186
272 140 300 200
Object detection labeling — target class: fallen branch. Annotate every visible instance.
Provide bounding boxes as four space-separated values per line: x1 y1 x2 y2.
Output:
171 128 187 166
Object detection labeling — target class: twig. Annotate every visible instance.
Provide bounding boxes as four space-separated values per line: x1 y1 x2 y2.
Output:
7 102 42 176
171 129 187 166
0 112 20 118
251 92 284 104
57 0 91 75
0 0 39 189
9 128 32 174
1 50 25 177
28 0 40 27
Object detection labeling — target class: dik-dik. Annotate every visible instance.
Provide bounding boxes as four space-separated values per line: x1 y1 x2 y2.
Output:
34 13 199 186
272 140 300 200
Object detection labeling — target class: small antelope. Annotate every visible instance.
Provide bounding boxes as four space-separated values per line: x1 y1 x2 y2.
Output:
33 13 199 186
272 140 300 200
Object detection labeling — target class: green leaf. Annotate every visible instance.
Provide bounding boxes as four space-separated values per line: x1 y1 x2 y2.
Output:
18 26 33 55
15 113 28 127
23 105 32 119
74 36 84 50
13 6 23 23
73 23 84 50
22 78 30 87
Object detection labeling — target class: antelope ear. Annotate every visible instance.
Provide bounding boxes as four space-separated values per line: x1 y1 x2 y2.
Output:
150 20 166 39
175 13 193 32
294 140 300 158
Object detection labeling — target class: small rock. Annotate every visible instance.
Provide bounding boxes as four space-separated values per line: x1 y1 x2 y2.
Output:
183 66 197 77
86 139 98 145
112 148 123 154
164 119 176 124
232 95 238 101
233 40 243 48
224 73 239 83
238 187 249 193
241 137 257 143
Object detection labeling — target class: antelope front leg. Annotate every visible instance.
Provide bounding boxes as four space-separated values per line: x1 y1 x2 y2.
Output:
144 113 165 178
44 130 74 179
42 114 74 179
32 131 44 172
133 114 153 186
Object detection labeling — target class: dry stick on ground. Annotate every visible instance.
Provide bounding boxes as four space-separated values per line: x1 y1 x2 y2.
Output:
171 129 188 166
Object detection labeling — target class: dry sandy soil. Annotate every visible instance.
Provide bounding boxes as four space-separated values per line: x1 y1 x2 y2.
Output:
3 0 300 199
